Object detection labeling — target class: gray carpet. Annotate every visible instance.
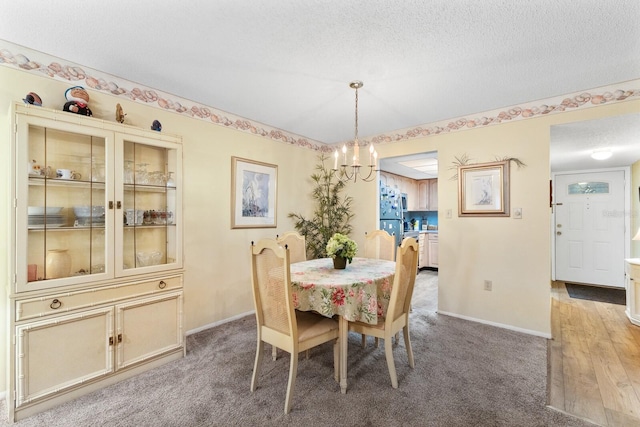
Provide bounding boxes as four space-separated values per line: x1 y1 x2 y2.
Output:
0 271 593 426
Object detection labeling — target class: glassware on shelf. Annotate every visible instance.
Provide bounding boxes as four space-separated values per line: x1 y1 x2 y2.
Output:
149 171 166 186
124 160 134 184
166 172 175 187
135 163 149 184
91 156 105 182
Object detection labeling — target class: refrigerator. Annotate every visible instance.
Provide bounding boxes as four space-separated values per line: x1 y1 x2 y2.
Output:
379 185 404 248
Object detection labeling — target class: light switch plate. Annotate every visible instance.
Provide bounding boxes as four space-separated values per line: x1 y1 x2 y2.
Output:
446 209 452 219
514 207 522 219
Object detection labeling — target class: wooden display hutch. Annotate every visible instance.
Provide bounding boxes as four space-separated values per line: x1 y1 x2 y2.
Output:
6 103 184 421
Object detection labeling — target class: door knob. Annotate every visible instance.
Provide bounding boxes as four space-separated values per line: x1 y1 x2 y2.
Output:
556 231 562 235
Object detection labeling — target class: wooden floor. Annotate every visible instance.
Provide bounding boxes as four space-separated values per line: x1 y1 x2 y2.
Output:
549 282 640 426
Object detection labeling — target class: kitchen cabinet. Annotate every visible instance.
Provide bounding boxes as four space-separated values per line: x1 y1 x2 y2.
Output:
428 179 438 211
7 103 184 421
418 233 428 267
418 181 429 210
418 232 438 269
418 179 438 211
428 233 439 267
625 259 640 326
402 176 419 211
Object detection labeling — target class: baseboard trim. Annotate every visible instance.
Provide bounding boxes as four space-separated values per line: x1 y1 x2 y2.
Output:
0 391 5 402
186 310 254 336
437 310 552 339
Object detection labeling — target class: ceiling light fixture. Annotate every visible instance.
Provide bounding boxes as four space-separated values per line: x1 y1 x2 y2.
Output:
591 149 612 160
332 81 378 182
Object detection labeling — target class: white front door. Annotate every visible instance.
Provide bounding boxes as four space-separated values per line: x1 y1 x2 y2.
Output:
554 170 625 287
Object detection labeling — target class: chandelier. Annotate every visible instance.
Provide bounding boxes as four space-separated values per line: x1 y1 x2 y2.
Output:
332 81 379 182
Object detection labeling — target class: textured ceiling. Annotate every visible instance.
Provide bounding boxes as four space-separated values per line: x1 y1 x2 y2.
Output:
1 0 639 148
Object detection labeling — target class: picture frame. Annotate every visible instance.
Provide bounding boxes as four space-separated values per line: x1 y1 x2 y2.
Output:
458 160 510 216
231 157 277 228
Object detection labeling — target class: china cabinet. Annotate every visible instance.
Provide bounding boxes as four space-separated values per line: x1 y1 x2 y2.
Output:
6 103 184 421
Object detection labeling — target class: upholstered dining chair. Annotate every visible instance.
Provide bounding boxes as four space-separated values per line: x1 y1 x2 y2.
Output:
348 237 419 388
361 229 396 348
363 229 396 261
250 239 339 414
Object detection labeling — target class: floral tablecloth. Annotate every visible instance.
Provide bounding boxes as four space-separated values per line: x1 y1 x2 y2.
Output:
290 257 396 325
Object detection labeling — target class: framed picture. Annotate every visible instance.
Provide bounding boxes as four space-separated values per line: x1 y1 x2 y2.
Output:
231 157 277 228
458 160 510 216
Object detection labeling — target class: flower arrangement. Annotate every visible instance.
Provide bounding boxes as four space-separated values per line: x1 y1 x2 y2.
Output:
326 233 358 264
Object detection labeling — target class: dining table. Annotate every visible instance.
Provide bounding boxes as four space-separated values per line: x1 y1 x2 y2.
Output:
290 256 396 393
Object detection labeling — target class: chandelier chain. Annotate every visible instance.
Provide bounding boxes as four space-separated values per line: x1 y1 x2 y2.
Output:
354 86 359 143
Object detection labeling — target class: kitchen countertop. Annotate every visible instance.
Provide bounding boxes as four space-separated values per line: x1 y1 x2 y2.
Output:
403 230 438 236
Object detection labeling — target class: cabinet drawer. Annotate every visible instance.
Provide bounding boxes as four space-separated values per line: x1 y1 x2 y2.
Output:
626 263 640 278
428 233 438 240
16 276 182 322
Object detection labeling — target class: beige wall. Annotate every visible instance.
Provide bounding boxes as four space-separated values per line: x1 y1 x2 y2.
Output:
349 100 640 336
2 64 639 395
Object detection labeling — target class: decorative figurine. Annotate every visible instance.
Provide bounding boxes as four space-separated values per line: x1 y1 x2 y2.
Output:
62 86 92 116
151 120 162 131
115 103 126 123
23 92 42 106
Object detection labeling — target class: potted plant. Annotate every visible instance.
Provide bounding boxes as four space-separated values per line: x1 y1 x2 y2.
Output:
288 154 354 259
326 233 357 269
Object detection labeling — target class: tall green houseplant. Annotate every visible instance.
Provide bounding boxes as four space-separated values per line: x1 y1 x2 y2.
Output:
288 154 354 259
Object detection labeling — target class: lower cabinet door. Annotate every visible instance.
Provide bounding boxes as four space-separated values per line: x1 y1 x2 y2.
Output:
428 239 439 267
15 307 114 407
115 291 183 369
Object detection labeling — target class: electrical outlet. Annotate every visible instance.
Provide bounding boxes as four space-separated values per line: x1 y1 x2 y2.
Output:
484 280 492 291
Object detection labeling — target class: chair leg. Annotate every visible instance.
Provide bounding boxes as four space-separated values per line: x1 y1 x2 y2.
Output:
284 351 299 414
384 337 398 388
361 334 367 348
272 345 277 361
306 349 310 359
403 325 415 369
251 340 264 392
394 332 400 347
333 339 340 383
374 337 379 348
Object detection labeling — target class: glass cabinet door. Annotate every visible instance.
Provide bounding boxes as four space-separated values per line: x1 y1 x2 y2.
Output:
117 135 181 275
17 116 113 292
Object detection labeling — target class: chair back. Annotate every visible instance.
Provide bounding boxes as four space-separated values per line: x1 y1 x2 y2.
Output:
364 230 396 261
385 237 419 324
250 239 296 339
276 231 307 263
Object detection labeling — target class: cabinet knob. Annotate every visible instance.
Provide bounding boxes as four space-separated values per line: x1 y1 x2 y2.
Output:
158 280 167 289
50 299 62 309
556 231 562 236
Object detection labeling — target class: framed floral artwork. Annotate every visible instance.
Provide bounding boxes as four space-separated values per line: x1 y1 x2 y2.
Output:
231 157 277 228
458 160 510 216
